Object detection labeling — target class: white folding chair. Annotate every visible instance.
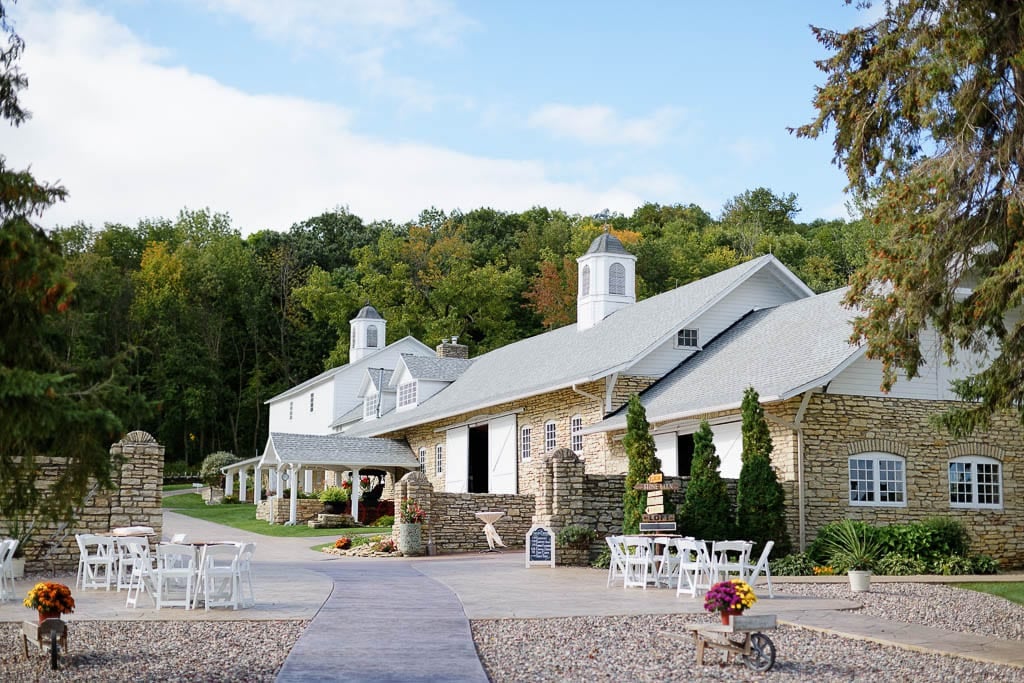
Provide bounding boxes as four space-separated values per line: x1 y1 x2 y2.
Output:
75 534 116 590
605 536 627 588
201 544 243 610
622 536 655 589
0 540 14 602
711 540 751 582
236 542 256 608
124 541 155 608
171 533 188 543
675 539 714 597
743 540 775 598
152 543 197 609
115 537 150 592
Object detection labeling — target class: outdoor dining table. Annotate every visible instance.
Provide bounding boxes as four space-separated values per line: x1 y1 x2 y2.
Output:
473 511 507 552
158 540 237 609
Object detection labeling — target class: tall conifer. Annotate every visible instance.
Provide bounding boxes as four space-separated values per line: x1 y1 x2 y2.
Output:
622 394 660 534
736 387 790 555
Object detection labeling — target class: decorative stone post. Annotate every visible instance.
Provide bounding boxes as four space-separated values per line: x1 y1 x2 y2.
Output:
532 448 589 566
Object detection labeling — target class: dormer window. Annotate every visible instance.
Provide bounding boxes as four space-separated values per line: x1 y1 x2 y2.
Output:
398 381 417 407
580 265 590 296
367 325 378 348
609 263 625 295
676 328 699 348
363 394 379 419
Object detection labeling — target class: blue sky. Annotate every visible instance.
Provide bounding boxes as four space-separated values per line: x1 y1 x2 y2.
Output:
3 1 878 235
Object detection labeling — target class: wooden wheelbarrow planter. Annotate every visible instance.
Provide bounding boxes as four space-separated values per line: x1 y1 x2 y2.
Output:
22 618 69 670
662 614 777 672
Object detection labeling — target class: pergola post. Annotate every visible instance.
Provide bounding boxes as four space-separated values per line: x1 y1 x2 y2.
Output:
351 468 361 523
288 465 299 525
304 469 313 494
254 466 263 503
239 467 249 502
225 469 235 497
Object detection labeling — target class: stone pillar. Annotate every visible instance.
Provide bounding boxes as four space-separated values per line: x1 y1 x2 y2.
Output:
394 471 433 550
533 448 584 529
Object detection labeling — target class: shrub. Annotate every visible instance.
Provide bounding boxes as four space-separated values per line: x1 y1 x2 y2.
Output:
679 420 734 541
875 552 927 576
373 514 395 527
200 451 240 488
877 517 970 562
556 525 597 547
592 546 611 569
822 519 881 572
970 554 999 575
736 388 790 556
318 486 350 503
221 495 239 505
930 554 975 576
372 537 397 553
334 537 351 550
769 552 816 576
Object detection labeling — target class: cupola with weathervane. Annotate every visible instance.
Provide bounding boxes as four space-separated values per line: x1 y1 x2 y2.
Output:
576 227 636 331
349 303 386 363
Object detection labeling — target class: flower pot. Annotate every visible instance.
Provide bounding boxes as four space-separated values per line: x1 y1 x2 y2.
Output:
397 523 423 556
323 501 347 515
720 609 742 626
38 610 61 624
848 570 872 592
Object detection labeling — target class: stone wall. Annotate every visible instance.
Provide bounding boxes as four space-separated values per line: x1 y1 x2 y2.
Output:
392 472 534 554
0 430 164 573
799 393 1024 567
255 498 323 525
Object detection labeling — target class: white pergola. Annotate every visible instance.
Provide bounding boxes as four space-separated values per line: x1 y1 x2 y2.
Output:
250 432 421 525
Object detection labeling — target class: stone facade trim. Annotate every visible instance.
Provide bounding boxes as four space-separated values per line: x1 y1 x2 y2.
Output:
945 441 1006 461
846 438 910 458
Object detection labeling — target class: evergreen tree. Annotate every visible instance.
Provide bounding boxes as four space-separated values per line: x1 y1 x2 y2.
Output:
622 394 660 534
679 421 733 540
0 2 124 553
735 388 790 555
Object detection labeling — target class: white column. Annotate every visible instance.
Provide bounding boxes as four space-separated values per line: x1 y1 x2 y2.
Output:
254 466 263 504
351 468 361 523
289 465 299 525
304 469 313 494
239 467 249 503
269 469 278 495
224 469 235 496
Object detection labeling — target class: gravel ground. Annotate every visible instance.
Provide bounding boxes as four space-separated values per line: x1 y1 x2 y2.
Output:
472 582 1024 683
0 620 308 682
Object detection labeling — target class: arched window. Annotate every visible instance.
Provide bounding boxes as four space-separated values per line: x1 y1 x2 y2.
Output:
848 452 905 506
580 265 590 296
949 456 1002 508
366 325 378 348
609 263 625 295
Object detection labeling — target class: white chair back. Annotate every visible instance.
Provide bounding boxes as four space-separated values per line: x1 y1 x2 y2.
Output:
744 540 775 597
605 536 627 588
712 540 752 582
0 539 14 601
622 536 654 589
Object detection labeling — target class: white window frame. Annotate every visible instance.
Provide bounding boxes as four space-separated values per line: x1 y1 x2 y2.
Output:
363 393 379 419
609 263 625 295
418 447 426 473
398 381 418 407
571 415 583 454
580 264 590 297
435 444 444 475
367 325 378 348
848 453 906 507
544 421 557 452
520 426 532 461
675 327 699 348
949 456 1002 509
309 392 315 413
288 401 293 420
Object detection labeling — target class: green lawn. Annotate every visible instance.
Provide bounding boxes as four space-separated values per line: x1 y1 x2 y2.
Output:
953 582 1024 606
163 483 199 491
163 493 388 538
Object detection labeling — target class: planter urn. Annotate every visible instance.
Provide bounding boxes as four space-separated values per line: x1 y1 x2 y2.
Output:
397 523 423 556
848 570 872 592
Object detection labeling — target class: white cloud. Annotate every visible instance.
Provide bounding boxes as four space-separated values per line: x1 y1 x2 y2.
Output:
527 104 685 147
1 4 644 234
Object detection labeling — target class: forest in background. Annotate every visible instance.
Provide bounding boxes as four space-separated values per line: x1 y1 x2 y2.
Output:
46 187 880 465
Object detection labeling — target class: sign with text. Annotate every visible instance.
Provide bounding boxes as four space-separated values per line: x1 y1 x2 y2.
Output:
525 525 555 568
642 513 675 523
633 482 681 491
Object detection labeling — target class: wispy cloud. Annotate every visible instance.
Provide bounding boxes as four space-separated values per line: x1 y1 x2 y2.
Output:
2 4 644 234
527 104 686 147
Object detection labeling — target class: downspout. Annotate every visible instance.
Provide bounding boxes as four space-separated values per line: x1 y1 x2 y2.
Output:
572 383 603 407
767 389 815 552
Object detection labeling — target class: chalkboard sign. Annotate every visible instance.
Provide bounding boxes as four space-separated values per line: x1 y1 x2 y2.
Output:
525 525 555 568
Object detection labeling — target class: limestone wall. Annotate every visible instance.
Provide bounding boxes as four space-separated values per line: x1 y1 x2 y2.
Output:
255 498 323 525
0 430 165 573
800 393 1024 567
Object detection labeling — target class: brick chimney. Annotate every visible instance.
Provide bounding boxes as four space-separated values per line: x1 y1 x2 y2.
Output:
436 335 469 359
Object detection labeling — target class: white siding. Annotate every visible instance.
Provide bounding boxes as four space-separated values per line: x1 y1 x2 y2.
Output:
417 379 450 404
446 426 469 492
488 414 518 494
268 381 335 435
654 433 678 476
714 422 743 479
630 269 805 376
830 328 942 399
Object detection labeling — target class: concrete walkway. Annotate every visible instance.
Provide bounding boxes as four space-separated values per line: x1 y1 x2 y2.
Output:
3 511 1022 679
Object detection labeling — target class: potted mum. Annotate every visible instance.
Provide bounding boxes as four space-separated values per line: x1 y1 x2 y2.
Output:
24 582 75 623
397 498 426 556
704 579 757 625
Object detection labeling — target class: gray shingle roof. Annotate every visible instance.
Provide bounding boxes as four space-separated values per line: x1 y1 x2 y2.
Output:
330 403 365 429
348 255 807 437
353 304 383 320
367 368 394 391
267 432 419 467
400 355 474 382
585 232 630 255
590 287 864 432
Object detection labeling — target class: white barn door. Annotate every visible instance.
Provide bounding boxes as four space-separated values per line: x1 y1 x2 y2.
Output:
488 415 518 494
654 433 678 476
445 426 469 492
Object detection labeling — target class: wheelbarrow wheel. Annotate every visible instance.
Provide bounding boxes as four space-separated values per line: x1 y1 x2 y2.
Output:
743 632 775 672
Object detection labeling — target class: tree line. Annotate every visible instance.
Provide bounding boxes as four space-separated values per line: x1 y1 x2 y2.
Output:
45 192 880 466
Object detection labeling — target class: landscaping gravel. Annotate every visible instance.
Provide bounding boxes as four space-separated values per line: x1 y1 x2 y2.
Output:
472 582 1024 682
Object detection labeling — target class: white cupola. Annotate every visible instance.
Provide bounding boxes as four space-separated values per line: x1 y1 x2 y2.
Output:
349 304 386 363
576 229 636 331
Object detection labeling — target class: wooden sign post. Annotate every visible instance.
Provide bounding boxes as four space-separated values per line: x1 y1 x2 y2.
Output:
637 472 679 533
